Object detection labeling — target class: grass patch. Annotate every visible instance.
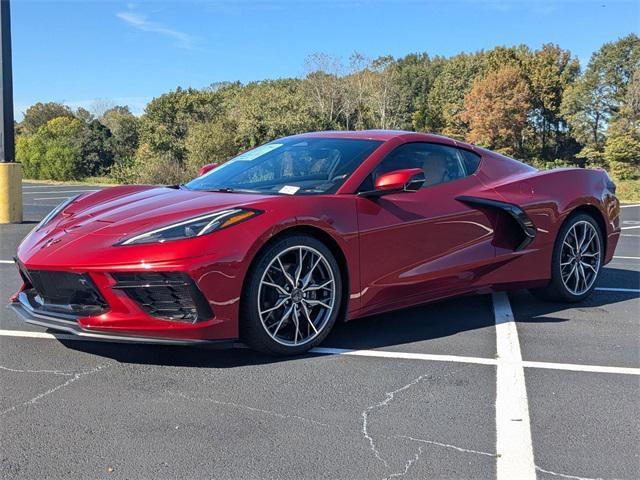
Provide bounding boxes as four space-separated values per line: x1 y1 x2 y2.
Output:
23 176 120 187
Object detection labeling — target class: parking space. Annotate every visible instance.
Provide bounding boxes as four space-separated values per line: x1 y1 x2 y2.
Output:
1 183 638 479
20 182 102 222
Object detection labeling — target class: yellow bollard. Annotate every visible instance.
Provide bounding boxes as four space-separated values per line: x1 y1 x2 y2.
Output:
0 162 22 223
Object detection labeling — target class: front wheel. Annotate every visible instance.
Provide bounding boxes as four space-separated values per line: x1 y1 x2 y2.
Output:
240 234 343 355
531 213 603 303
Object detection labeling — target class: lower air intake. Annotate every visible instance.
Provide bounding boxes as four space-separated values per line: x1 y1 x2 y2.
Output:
111 272 213 323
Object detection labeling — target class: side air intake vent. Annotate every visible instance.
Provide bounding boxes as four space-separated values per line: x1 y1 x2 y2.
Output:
456 196 537 251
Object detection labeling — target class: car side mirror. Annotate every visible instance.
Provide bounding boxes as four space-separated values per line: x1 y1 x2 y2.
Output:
198 163 219 177
360 168 425 197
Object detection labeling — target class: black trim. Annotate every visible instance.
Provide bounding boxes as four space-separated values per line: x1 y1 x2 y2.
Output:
456 195 537 250
16 263 108 316
111 272 214 323
8 293 234 347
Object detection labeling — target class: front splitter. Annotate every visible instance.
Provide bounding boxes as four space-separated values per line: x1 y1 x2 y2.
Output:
8 298 240 348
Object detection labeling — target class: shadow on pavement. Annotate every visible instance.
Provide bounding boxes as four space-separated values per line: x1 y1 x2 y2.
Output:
58 272 633 369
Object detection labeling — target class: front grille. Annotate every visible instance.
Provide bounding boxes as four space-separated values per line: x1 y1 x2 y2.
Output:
17 265 108 316
111 272 213 323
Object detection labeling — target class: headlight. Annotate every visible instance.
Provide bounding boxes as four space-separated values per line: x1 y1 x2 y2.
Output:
36 194 81 231
118 208 262 245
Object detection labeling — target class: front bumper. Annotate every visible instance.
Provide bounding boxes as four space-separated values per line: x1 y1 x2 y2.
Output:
9 291 236 347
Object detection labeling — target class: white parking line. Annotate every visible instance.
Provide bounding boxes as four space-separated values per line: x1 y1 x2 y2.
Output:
0 330 77 341
613 256 640 260
23 190 99 195
0 260 14 264
22 184 97 188
620 204 640 208
1 329 638 376
312 347 498 365
522 360 640 376
492 292 536 480
621 225 640 230
595 287 640 293
32 196 75 201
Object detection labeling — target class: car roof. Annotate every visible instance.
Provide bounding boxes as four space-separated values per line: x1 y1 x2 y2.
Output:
290 129 476 150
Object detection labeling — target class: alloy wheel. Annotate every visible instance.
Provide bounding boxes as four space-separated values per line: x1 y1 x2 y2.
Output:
559 220 601 296
257 246 336 346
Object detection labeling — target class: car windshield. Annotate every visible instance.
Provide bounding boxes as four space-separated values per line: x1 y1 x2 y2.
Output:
184 137 383 195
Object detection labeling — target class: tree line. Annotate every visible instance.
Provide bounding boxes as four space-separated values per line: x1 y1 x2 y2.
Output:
16 34 639 184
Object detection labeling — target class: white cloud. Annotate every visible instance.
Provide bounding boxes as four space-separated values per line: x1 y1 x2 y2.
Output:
116 10 195 50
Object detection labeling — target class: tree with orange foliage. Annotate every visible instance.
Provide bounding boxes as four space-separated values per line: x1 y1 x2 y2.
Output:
462 66 532 157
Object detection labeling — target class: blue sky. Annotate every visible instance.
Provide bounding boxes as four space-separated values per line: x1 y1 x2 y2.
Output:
11 0 639 118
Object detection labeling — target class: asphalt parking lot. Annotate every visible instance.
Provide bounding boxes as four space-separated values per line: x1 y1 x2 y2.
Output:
1 182 639 480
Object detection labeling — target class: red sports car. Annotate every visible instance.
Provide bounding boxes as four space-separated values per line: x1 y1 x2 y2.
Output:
10 130 620 355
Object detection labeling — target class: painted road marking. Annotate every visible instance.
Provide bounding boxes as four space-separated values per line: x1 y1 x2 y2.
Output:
313 347 497 365
1 329 638 376
620 204 640 208
0 260 14 264
595 287 640 293
521 360 640 376
621 225 640 230
23 190 99 195
0 330 77 341
31 196 77 201
492 292 536 480
22 185 99 189
613 256 640 260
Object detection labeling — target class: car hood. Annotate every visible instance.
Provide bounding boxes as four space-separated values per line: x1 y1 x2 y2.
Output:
17 186 277 266
51 186 273 236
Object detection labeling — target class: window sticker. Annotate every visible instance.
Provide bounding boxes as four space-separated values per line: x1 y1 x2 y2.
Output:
233 143 283 161
200 143 284 178
279 185 300 195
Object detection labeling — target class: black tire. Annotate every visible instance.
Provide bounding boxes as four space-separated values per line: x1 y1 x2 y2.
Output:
240 234 343 355
530 213 604 303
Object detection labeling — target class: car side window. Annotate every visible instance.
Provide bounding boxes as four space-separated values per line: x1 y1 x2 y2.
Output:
460 149 481 175
364 143 475 191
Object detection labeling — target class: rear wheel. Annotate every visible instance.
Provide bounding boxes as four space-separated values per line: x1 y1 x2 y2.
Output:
240 234 342 355
531 213 603 302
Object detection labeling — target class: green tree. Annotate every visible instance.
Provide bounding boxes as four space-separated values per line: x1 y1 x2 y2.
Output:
604 132 640 179
185 119 239 175
230 79 314 149
20 102 73 134
423 52 488 137
100 106 140 161
304 53 344 129
562 34 640 152
524 44 580 160
139 87 221 162
74 107 94 123
79 120 114 176
366 56 411 130
17 117 84 180
604 70 640 179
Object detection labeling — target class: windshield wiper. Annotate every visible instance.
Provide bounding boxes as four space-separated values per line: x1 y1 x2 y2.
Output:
204 187 263 194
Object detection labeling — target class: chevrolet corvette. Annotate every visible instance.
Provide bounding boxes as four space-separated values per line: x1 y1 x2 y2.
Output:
10 130 620 355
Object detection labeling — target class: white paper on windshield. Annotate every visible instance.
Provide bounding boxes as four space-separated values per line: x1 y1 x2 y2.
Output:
279 185 300 195
234 143 283 161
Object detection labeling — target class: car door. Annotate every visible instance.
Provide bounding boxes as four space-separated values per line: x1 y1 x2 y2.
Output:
355 142 496 315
